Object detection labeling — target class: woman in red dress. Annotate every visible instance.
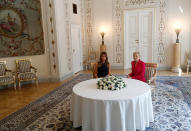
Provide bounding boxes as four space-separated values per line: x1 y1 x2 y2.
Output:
128 52 146 82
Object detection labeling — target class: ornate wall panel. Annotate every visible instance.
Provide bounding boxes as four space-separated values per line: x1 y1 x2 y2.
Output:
0 0 45 58
64 0 72 71
112 0 123 64
43 0 84 77
85 0 95 54
124 0 159 7
83 0 166 65
46 0 58 74
158 0 166 63
123 0 167 63
80 0 87 62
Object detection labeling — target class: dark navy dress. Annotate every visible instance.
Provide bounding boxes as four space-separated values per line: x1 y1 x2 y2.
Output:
97 63 109 78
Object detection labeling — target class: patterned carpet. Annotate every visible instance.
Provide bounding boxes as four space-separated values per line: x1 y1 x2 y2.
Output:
0 74 191 131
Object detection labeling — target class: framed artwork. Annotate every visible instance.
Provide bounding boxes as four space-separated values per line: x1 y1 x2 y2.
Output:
0 0 45 58
0 7 24 38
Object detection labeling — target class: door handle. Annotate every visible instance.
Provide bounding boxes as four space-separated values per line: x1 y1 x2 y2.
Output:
135 40 139 44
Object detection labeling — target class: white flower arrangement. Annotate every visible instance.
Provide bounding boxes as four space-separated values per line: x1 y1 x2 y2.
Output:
97 75 126 91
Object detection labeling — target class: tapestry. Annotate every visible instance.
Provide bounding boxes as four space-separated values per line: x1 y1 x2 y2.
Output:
0 0 44 57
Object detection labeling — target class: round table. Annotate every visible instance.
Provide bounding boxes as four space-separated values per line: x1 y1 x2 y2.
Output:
70 78 154 131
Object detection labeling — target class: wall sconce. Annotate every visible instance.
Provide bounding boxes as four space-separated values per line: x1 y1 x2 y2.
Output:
174 23 182 43
100 32 105 45
175 28 181 43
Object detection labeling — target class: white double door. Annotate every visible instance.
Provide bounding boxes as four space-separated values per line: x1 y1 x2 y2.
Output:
124 9 154 68
71 24 82 73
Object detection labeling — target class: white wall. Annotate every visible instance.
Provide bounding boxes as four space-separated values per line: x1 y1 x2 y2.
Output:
0 0 51 80
166 0 191 68
0 0 84 82
83 0 191 70
53 0 83 80
0 55 50 80
93 0 113 65
54 0 70 79
71 0 82 24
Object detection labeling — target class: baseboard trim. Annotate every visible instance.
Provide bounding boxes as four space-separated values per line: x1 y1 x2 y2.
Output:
157 67 171 71
157 66 187 72
39 78 52 83
38 73 74 83
59 72 74 82
111 66 124 69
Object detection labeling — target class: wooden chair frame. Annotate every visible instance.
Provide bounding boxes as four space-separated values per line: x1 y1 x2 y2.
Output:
16 58 38 88
0 60 16 90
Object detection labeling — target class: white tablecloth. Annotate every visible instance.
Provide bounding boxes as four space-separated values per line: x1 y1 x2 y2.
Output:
70 78 154 131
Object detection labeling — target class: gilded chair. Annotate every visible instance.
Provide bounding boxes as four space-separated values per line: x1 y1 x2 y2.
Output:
92 63 97 78
16 59 38 88
0 61 16 90
145 63 158 98
187 51 191 74
84 51 97 70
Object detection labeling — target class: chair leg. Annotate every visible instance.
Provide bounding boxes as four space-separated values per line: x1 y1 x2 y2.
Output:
187 66 189 74
18 81 21 89
14 83 16 90
35 78 38 87
153 88 155 100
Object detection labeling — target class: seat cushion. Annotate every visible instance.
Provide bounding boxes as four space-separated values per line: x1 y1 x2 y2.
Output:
0 64 6 76
19 73 36 80
0 76 14 84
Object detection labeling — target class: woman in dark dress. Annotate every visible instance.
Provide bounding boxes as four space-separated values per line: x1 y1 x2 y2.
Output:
93 52 111 78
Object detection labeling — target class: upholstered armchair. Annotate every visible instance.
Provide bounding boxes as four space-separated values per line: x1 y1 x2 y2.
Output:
16 59 38 88
187 52 191 74
0 61 16 90
145 63 158 98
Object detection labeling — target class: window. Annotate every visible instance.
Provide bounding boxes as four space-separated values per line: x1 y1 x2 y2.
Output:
73 3 77 14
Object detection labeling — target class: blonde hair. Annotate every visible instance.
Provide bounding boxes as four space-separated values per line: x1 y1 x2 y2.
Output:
133 51 140 56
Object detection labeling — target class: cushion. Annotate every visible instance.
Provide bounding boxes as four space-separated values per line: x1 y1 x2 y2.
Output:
0 76 14 84
18 61 31 73
19 72 36 80
0 64 6 76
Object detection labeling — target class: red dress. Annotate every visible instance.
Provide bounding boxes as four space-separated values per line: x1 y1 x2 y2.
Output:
128 60 146 82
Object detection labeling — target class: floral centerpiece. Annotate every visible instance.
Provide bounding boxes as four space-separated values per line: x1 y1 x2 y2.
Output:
97 75 126 91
